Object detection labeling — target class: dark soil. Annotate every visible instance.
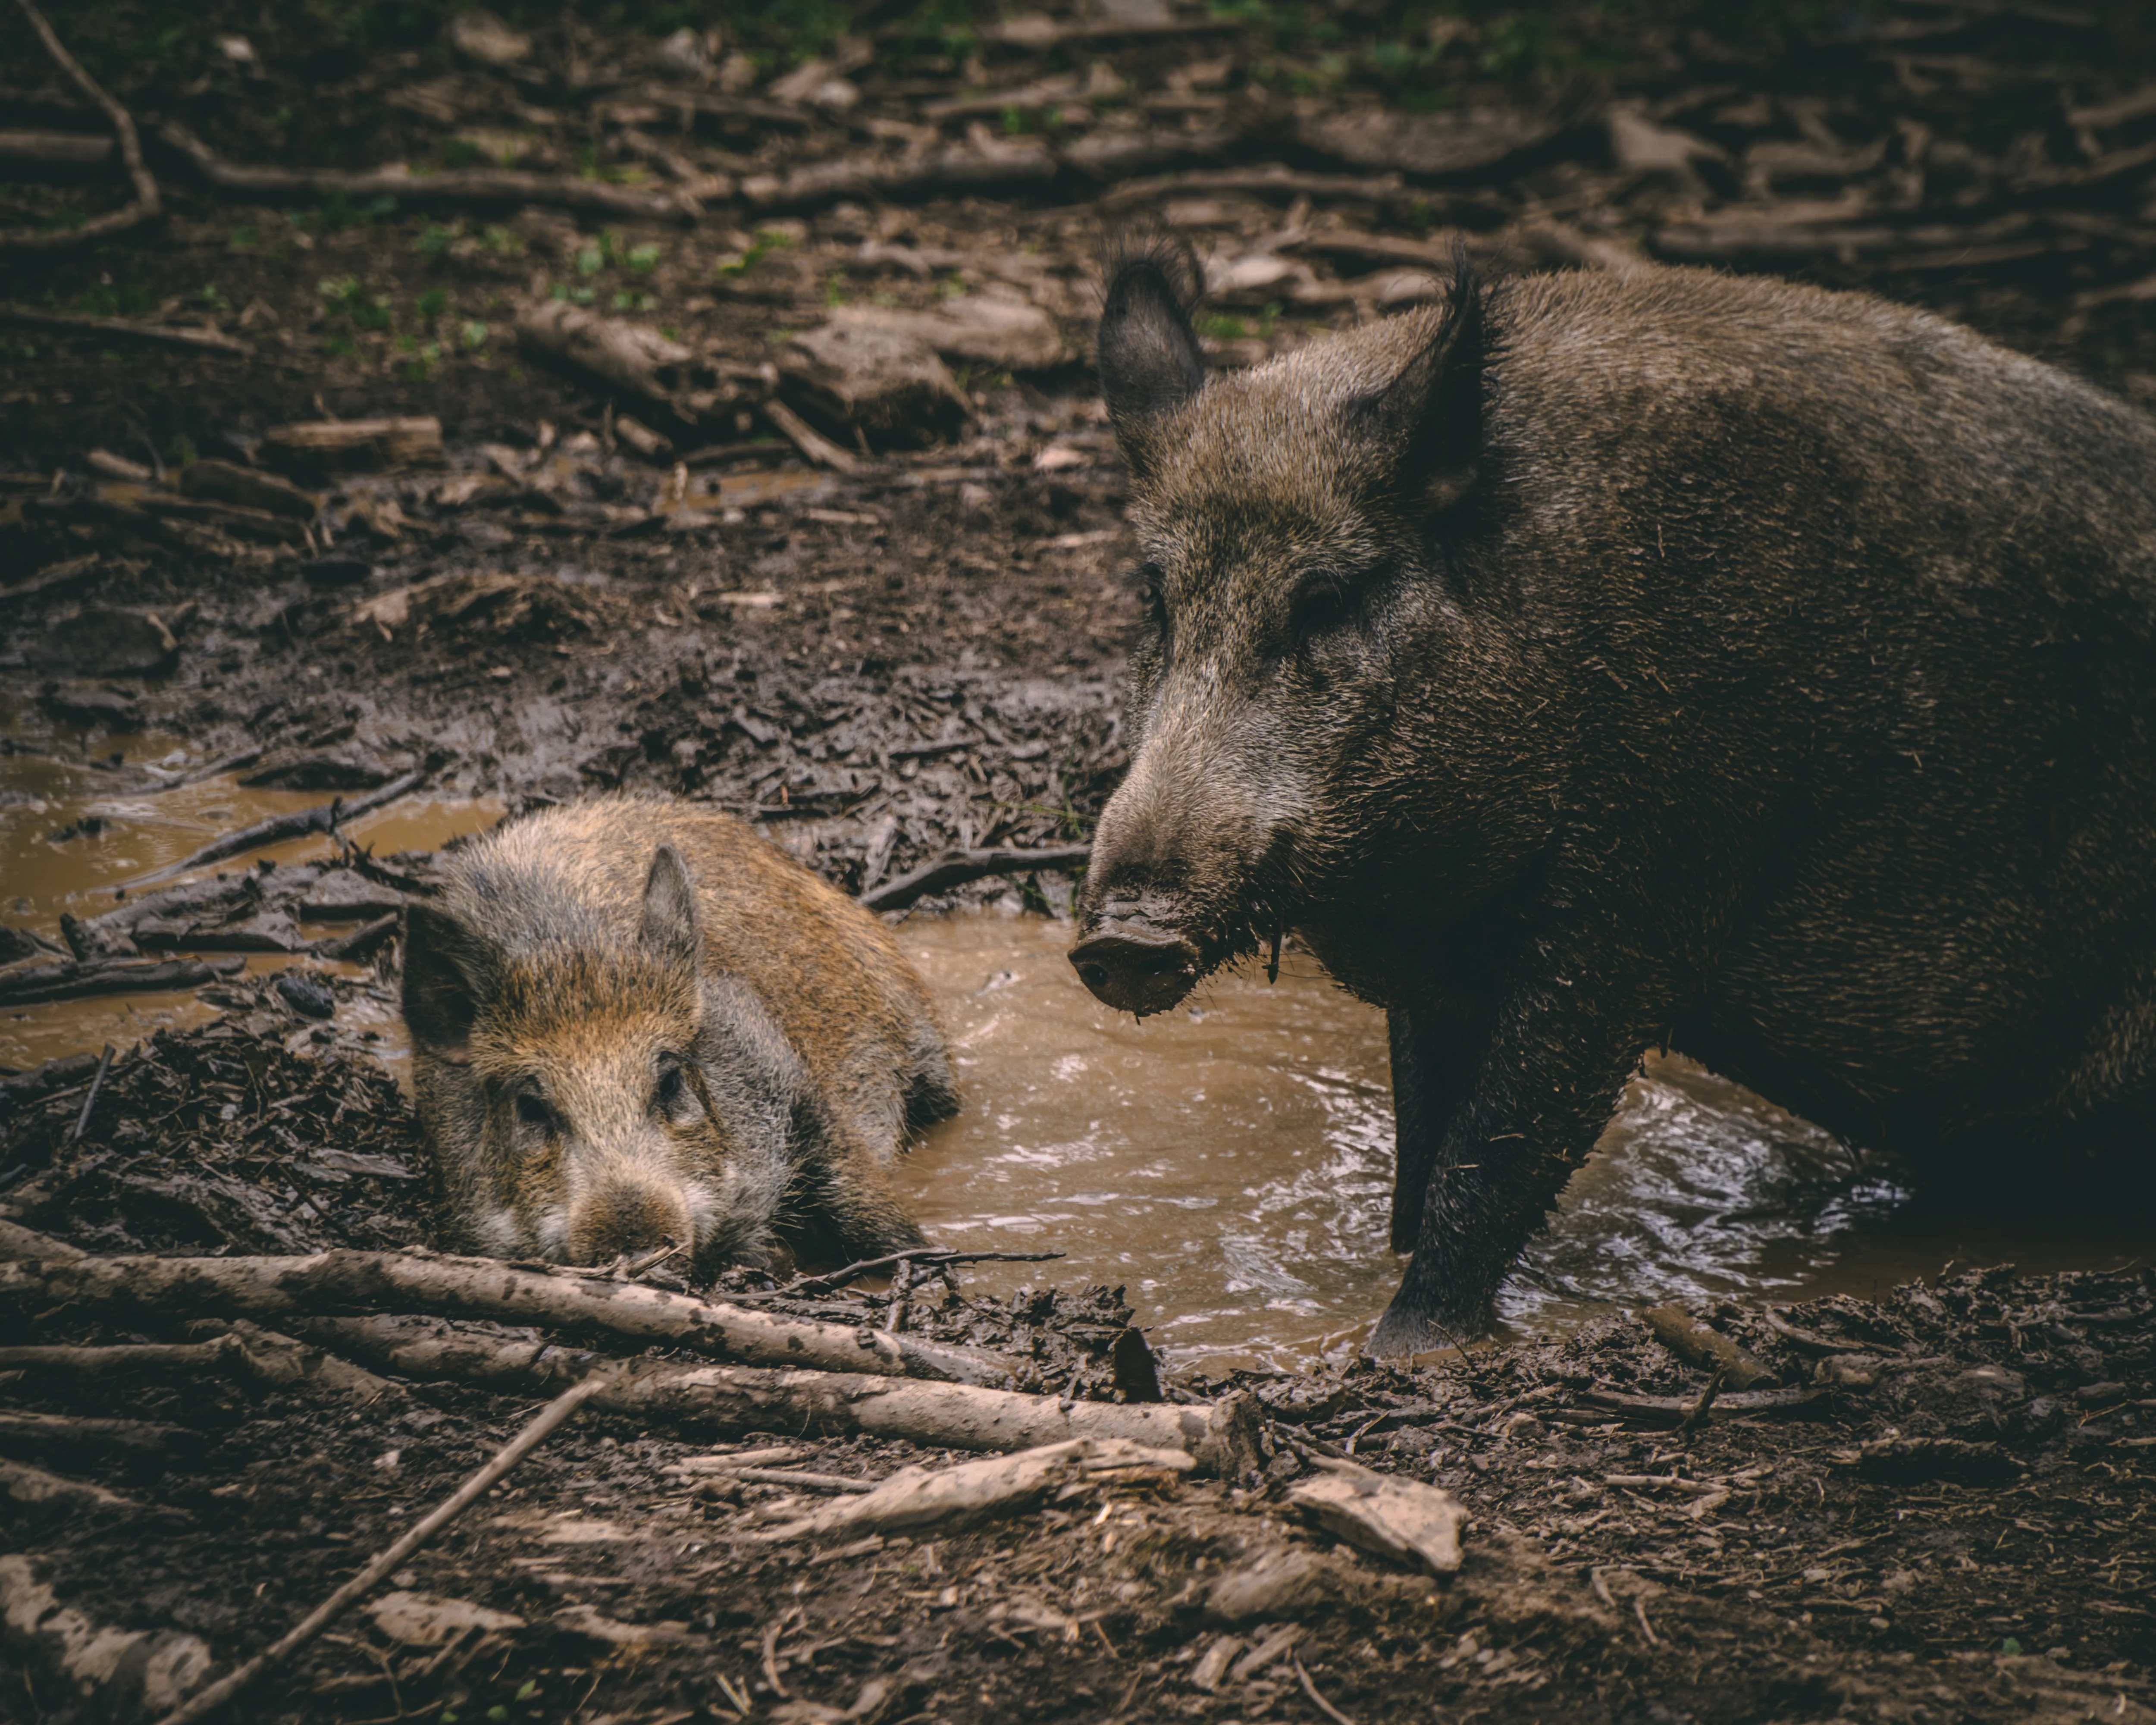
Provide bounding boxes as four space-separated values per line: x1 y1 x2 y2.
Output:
5 2 2156 1721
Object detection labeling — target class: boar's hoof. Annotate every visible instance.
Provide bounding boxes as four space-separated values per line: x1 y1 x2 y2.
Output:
1367 1298 1468 1361
1068 928 1202 1017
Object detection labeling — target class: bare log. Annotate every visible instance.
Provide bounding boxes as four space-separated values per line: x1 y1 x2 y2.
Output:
0 1247 1019 1385
859 844 1091 913
515 301 707 418
301 1314 1263 1477
154 1377 607 1725
0 1322 398 1400
0 1556 213 1718
0 0 161 254
0 304 252 356
120 770 426 890
156 121 696 223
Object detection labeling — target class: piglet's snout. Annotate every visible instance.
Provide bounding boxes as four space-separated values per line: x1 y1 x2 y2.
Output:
566 1179 694 1264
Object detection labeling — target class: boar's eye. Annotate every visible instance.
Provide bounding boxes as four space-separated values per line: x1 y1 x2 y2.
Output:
1132 561 1169 634
513 1090 560 1135
654 1055 695 1120
1289 572 1356 641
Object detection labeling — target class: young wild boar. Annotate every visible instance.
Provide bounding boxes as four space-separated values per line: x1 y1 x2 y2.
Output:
1069 240 2156 1353
403 798 956 1271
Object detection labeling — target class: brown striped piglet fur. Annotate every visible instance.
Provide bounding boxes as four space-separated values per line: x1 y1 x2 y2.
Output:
401 798 956 1272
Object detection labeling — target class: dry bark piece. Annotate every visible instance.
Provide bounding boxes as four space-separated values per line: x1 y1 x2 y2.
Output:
781 318 973 452
299 1314 1262 1474
516 301 716 420
820 300 1068 373
0 1247 1018 1386
175 459 315 521
366 1590 525 1646
0 1554 213 1718
1287 1460 1467 1574
755 1436 1195 1543
1643 1305 1776 1389
260 417 443 477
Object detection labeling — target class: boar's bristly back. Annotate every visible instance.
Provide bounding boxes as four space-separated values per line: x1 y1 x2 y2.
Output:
1098 231 1206 467
403 903 501 1054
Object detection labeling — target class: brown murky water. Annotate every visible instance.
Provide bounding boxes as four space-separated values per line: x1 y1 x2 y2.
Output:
0 707 501 1070
893 913 2153 1369
5 718 2143 1365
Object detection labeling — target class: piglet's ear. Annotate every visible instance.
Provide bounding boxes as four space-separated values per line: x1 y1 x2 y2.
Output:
639 844 702 971
1357 254 1486 517
402 904 500 1055
1097 232 1206 475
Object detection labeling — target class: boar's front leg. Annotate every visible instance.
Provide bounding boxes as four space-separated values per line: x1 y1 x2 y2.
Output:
1386 1007 1484 1255
1369 954 1665 1355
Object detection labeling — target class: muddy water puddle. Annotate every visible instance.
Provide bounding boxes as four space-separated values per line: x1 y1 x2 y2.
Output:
4 721 2141 1367
894 914 2151 1369
0 709 501 1070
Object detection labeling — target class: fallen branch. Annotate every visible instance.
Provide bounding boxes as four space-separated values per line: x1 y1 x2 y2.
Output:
1294 1659 1357 1725
0 1319 400 1401
859 843 1092 913
301 1314 1263 1476
1 1556 212 1718
0 0 160 254
120 770 426 890
1578 1385 1827 1427
754 1436 1194 1543
777 1246 1064 1297
156 121 696 223
312 910 399 963
0 304 252 356
0 954 244 1007
516 300 718 420
0 1245 1020 1385
1761 1307 1878 1356
0 1408 196 1457
1100 163 1414 212
154 1375 607 1725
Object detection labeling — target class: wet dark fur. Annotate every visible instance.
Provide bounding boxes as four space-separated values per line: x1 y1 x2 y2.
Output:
1072 246 2156 1352
403 797 955 1271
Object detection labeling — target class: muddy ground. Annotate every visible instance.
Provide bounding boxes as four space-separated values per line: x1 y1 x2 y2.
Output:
4 0 2156 1720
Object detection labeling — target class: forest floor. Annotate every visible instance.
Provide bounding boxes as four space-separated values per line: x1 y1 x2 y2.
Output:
3 1 2156 1720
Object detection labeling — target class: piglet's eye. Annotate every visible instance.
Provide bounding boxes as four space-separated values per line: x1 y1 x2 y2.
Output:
655 1058 692 1118
514 1092 558 1133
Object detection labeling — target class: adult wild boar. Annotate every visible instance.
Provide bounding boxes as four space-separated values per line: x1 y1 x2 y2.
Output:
1068 241 2156 1353
403 798 956 1271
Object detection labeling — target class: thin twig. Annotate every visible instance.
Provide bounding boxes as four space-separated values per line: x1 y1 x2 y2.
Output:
760 1620 789 1700
1 0 161 253
121 771 426 889
153 1374 608 1725
1293 1659 1357 1725
1676 1365 1728 1439
69 1045 113 1144
858 844 1091 913
781 1246 1064 1296
761 397 861 474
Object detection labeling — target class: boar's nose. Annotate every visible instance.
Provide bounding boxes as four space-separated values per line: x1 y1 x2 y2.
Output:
567 1182 693 1265
1069 925 1202 1017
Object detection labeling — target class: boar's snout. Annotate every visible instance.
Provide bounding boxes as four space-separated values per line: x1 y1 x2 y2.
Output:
566 1179 695 1265
1069 916 1203 1017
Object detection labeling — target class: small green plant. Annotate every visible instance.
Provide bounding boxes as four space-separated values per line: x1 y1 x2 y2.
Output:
417 287 450 321
1000 104 1036 135
611 289 652 311
441 137 486 169
167 433 197 467
320 276 393 330
717 227 790 279
228 224 258 251
462 319 489 349
197 282 228 310
825 272 847 307
575 244 606 276
418 222 459 257
482 224 523 256
1197 311 1248 340
627 242 662 273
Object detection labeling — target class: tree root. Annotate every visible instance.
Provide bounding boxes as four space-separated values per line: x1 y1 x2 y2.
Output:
0 1242 1021 1385
0 1555 213 1719
0 0 161 254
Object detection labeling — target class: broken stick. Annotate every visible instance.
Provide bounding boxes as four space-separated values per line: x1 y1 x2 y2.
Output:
0 0 160 254
0 1245 1018 1385
0 305 252 356
858 844 1093 913
119 771 426 889
154 1374 607 1725
300 1314 1263 1476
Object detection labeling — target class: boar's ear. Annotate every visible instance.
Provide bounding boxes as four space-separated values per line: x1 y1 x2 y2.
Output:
639 844 702 971
1097 232 1206 474
402 904 501 1056
1357 255 1485 517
